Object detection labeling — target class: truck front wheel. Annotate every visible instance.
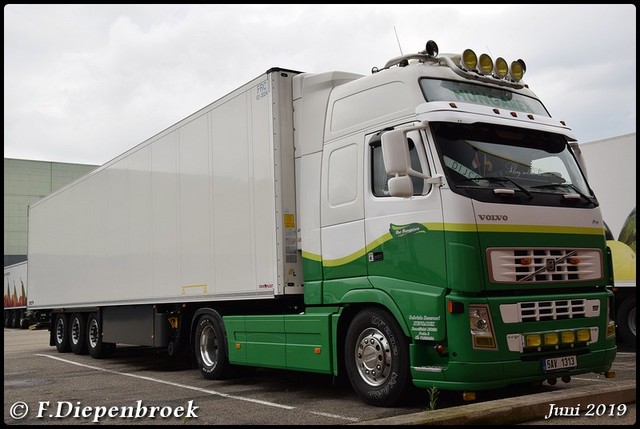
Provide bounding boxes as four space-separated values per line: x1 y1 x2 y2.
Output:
54 314 70 352
616 297 636 348
86 313 115 358
344 308 412 406
194 313 234 380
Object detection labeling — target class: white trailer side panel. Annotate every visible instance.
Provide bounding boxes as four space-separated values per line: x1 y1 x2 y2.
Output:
28 70 302 309
578 133 636 239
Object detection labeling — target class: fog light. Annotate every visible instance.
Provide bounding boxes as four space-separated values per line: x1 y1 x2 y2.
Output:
544 332 559 346
561 331 575 344
525 334 542 348
576 329 591 343
474 336 495 348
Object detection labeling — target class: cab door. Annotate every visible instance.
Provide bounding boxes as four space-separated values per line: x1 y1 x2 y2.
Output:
364 128 447 289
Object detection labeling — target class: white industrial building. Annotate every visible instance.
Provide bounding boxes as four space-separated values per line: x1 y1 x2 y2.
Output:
4 158 98 266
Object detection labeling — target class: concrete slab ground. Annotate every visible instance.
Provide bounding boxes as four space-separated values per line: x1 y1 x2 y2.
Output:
355 379 636 425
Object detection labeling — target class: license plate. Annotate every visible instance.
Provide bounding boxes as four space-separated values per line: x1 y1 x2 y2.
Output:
543 355 577 372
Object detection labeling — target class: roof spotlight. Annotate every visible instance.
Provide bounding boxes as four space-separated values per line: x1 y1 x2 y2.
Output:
478 53 493 74
510 60 525 81
462 49 477 70
495 57 508 78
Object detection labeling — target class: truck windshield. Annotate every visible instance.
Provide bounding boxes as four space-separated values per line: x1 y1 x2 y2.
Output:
431 122 595 206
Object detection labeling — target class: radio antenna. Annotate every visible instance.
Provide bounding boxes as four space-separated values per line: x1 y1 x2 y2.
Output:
394 26 404 55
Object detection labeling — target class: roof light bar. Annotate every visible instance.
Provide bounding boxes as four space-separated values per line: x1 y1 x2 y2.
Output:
460 48 527 82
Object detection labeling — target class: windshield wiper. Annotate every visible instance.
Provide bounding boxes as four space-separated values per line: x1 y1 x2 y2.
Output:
530 183 596 205
456 176 533 199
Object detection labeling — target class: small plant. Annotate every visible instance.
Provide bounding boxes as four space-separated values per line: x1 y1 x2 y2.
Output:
426 385 439 411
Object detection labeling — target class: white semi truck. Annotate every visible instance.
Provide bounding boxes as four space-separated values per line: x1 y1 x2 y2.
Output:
27 40 617 406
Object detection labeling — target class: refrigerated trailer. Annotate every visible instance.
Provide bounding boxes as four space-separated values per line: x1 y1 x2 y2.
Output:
4 261 28 328
27 40 617 406
571 137 636 348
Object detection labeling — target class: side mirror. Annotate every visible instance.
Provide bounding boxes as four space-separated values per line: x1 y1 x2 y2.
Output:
381 129 410 175
388 176 414 198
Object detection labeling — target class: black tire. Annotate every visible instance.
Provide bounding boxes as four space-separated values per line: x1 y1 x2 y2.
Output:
11 310 18 329
69 313 88 355
194 313 235 380
19 310 29 329
344 308 412 407
86 312 115 358
11 310 20 329
54 314 71 353
616 297 636 348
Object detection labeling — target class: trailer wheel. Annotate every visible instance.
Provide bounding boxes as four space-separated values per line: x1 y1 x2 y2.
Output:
54 314 71 353
70 313 88 355
194 313 234 380
19 310 29 329
344 308 411 407
11 310 20 329
86 313 115 358
616 297 636 348
11 311 19 328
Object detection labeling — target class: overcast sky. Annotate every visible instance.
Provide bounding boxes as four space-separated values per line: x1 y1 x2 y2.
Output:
4 4 636 165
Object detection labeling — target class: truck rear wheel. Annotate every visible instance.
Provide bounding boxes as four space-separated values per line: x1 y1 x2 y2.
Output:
194 313 234 380
54 314 71 353
616 297 636 348
344 308 411 407
70 313 88 355
86 313 115 358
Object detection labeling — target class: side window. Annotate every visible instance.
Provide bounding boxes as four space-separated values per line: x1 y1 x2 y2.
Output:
371 136 428 197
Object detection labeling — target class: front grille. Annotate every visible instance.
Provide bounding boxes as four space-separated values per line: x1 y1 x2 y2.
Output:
500 298 601 323
488 248 602 284
517 300 585 321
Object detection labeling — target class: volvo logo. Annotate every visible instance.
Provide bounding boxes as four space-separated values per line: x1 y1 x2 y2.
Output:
546 259 556 272
478 215 508 221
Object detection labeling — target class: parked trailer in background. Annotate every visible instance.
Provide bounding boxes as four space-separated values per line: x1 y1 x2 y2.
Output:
572 138 636 348
28 40 617 406
4 261 29 328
